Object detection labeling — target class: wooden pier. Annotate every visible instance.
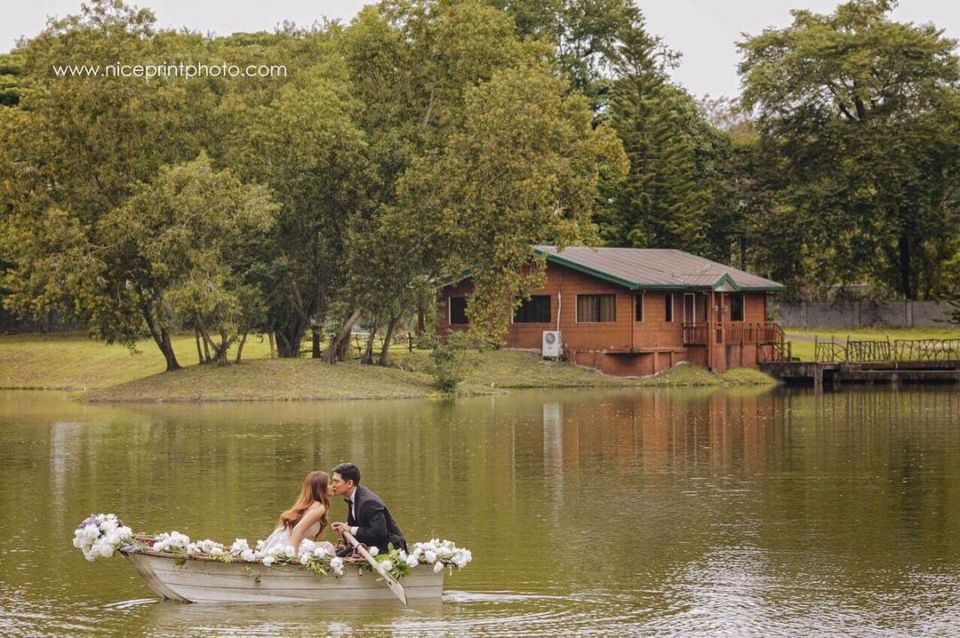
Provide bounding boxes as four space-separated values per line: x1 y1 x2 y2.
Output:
761 360 960 387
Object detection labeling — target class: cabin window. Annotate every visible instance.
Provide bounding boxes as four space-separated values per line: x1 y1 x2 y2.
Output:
514 295 551 323
664 293 674 322
577 294 616 322
730 293 744 322
449 297 468 325
635 294 644 322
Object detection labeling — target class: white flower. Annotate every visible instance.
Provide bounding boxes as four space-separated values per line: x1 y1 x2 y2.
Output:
241 549 256 562
154 531 191 553
433 561 444 574
74 514 138 562
368 546 379 557
379 560 393 573
230 539 250 555
424 550 437 564
405 555 419 569
262 556 275 567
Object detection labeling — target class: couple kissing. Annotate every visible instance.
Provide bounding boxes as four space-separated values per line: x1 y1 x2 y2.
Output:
261 462 406 558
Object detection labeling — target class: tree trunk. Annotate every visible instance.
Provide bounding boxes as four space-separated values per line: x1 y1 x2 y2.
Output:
361 322 378 365
311 324 322 359
416 307 425 335
898 231 915 300
323 310 362 364
194 326 204 364
159 328 181 372
215 331 230 366
275 317 309 358
201 328 211 362
268 331 276 358
378 316 400 366
141 303 181 372
236 332 248 363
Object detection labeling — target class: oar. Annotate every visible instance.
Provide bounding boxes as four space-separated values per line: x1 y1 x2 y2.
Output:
342 530 407 605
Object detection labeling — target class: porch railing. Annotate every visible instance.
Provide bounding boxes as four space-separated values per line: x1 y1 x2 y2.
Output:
683 322 786 347
682 323 708 345
727 322 786 345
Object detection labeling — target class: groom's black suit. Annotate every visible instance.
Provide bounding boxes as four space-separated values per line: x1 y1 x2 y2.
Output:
346 485 407 553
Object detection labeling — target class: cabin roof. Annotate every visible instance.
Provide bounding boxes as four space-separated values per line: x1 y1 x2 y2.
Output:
533 246 785 292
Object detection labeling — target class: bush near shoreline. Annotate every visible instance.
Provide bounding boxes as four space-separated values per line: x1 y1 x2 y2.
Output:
0 333 776 402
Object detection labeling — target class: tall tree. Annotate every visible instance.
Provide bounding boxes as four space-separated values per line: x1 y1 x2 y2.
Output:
598 16 713 254
395 64 627 340
0 0 216 364
739 0 960 299
221 63 375 358
321 0 547 358
487 0 643 110
100 156 277 366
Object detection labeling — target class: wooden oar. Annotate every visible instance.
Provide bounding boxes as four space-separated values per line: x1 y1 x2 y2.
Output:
342 530 407 605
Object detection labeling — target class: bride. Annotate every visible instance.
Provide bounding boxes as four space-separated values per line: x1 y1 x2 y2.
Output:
261 470 333 553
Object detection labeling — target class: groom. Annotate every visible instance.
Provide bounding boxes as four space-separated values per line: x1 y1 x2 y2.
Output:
330 462 407 554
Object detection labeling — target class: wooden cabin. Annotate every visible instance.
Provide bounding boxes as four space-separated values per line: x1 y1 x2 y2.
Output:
437 246 788 376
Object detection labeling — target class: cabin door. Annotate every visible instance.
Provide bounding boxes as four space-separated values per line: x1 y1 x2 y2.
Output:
683 293 696 325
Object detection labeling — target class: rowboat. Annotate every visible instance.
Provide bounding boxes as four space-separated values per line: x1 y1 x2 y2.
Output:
120 544 444 604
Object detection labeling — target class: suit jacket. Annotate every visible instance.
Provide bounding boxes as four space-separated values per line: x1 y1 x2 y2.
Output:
347 485 407 553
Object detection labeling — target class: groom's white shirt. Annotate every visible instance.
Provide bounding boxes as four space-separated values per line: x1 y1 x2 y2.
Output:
347 487 358 535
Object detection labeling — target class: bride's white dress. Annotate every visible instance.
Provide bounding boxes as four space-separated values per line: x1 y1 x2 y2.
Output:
261 521 333 553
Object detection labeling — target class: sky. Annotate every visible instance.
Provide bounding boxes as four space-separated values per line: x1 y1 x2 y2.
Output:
3 0 959 98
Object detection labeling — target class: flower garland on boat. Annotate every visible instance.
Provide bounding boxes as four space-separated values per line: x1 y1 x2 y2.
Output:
73 513 472 581
73 513 134 561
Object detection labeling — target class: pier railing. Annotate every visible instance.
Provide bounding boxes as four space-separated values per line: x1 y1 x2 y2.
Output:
814 337 960 363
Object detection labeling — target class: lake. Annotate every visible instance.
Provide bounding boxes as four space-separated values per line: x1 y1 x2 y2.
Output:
1 387 959 636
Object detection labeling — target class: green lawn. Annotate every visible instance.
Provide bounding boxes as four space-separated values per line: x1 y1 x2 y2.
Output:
0 332 272 390
785 327 960 361
1 333 778 401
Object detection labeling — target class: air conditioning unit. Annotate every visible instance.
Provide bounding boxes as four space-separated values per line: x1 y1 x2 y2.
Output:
542 331 562 358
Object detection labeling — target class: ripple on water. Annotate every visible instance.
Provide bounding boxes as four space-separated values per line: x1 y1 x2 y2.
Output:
112 589 655 637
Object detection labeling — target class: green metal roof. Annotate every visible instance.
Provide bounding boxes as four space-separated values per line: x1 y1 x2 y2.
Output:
534 246 786 292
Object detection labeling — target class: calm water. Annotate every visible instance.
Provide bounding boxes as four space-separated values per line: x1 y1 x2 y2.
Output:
1 387 959 636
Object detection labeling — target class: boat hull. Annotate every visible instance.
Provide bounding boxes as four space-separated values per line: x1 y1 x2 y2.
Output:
124 553 444 604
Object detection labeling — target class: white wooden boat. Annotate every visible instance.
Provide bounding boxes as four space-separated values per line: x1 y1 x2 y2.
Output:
121 547 444 604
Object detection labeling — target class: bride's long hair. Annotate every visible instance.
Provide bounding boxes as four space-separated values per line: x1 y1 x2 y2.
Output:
278 470 330 536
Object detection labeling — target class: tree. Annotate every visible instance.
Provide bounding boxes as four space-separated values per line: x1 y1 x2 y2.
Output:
487 0 646 110
0 51 24 107
101 155 277 366
739 0 960 299
319 0 548 360
0 0 217 364
222 65 375 358
396 64 627 340
595 15 714 254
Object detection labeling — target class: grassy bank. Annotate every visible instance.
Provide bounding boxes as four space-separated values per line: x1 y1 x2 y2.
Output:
0 333 777 402
0 332 272 390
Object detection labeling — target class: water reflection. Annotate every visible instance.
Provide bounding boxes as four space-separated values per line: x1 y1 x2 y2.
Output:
1 387 959 635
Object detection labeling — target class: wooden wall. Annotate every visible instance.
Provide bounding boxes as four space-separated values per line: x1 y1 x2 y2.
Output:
437 263 775 376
